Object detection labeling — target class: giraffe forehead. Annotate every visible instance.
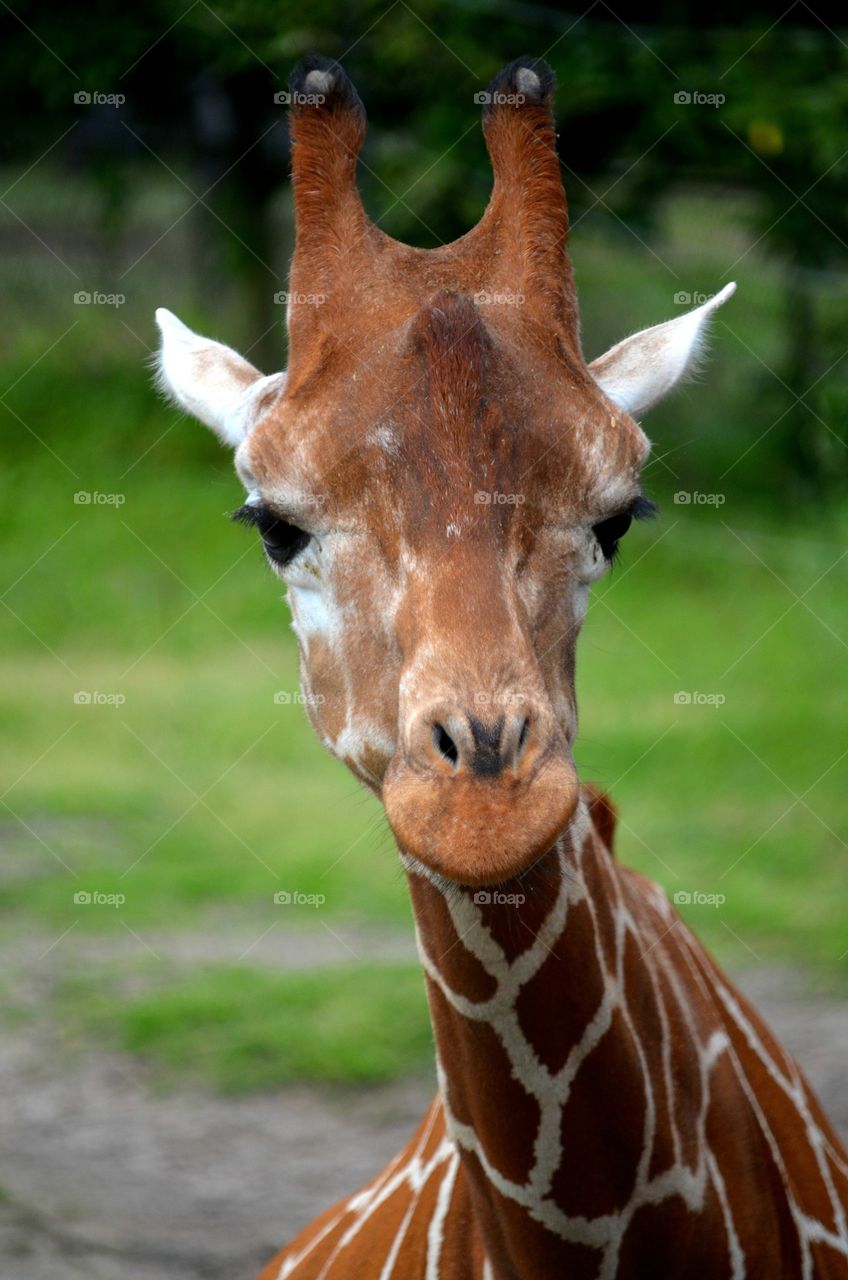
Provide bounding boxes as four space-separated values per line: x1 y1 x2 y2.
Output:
247 416 639 544
247 300 646 526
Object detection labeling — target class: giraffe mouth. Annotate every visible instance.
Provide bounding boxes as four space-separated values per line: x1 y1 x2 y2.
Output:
382 753 579 887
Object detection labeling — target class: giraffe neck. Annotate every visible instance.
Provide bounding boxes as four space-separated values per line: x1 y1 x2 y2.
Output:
267 791 848 1279
403 795 724 1278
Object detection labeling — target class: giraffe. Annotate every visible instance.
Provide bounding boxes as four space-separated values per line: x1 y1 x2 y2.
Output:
154 54 848 1279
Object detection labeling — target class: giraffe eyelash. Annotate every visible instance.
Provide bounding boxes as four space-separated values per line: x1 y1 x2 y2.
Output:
231 502 275 531
629 495 658 523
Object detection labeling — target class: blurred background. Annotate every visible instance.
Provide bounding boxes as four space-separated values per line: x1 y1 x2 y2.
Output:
1 3 847 1277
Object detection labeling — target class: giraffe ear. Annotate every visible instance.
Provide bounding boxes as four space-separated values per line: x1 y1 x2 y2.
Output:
588 283 736 417
154 309 285 446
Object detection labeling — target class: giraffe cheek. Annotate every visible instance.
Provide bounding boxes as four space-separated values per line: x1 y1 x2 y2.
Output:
296 635 347 742
288 583 338 643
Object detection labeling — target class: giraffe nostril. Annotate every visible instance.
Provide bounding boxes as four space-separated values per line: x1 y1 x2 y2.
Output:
516 716 530 759
433 723 459 767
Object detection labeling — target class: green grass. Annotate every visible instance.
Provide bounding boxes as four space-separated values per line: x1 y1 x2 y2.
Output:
54 964 434 1090
2 180 847 1091
0 648 401 932
579 521 848 970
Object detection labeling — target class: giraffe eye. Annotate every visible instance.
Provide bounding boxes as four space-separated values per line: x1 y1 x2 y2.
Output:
592 510 633 561
232 504 312 567
592 495 656 562
260 517 312 566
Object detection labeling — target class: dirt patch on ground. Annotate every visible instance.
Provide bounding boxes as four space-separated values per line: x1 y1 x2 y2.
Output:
2 935 846 1279
1 1035 432 1279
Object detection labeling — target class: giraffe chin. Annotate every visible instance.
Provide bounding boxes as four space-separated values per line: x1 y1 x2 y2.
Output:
382 756 580 887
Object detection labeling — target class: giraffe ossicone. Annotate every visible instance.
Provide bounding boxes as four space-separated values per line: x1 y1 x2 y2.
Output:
155 53 847 1279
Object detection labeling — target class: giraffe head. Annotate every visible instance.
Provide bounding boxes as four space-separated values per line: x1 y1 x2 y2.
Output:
156 56 734 887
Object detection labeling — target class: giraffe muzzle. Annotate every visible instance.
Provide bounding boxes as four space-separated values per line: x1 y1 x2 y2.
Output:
382 701 580 885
